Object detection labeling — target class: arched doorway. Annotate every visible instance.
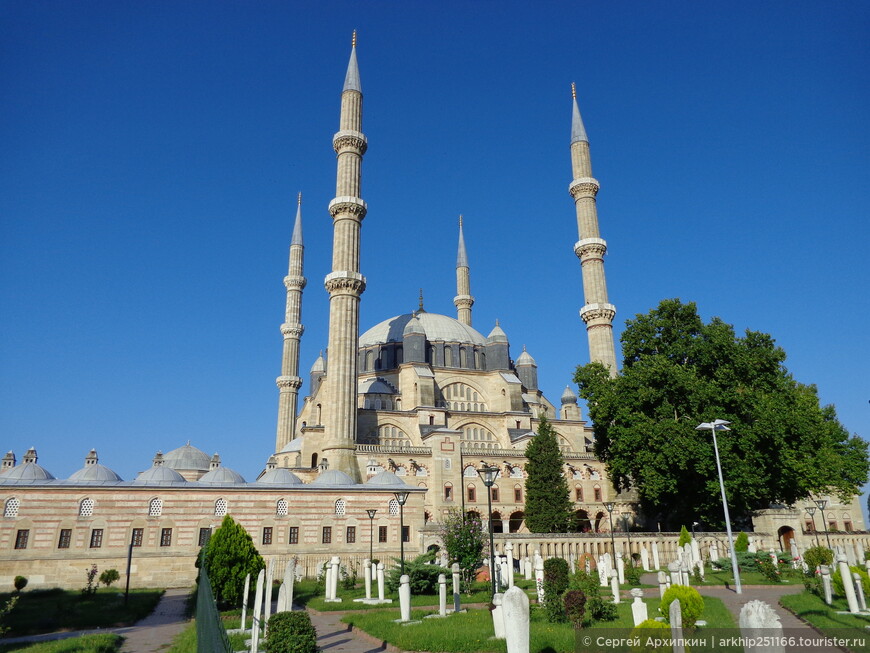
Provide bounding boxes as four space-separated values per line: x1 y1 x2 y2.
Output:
593 511 606 533
572 509 591 532
466 510 480 520
509 511 525 533
491 511 503 533
778 525 796 552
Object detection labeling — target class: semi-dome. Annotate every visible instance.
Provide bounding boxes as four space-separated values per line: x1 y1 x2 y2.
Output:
279 437 304 454
198 466 246 484
311 469 355 486
163 443 211 472
0 462 55 482
258 467 304 485
360 313 486 347
133 465 187 484
359 378 398 395
365 470 407 487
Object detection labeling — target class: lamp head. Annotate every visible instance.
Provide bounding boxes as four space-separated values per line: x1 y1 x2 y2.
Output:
366 509 377 519
805 506 816 516
478 465 499 487
394 491 410 506
604 501 615 513
814 498 827 510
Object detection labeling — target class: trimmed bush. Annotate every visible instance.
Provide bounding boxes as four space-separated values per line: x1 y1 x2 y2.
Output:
563 589 586 629
734 532 749 552
386 551 441 594
630 619 671 652
568 569 617 623
543 557 570 622
99 569 120 587
832 565 870 598
804 546 833 572
13 576 27 592
265 611 318 653
660 585 704 630
678 526 691 547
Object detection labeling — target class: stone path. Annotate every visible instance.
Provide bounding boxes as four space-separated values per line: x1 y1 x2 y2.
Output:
306 607 398 653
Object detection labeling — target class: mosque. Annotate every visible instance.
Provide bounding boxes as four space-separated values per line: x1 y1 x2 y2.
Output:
1 36 859 589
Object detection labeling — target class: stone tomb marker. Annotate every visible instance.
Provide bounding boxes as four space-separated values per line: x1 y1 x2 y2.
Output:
652 541 661 570
820 565 833 605
451 562 462 613
641 546 650 571
739 600 785 653
657 571 668 598
837 553 860 613
250 569 265 653
630 587 648 626
492 592 505 639
610 569 620 604
503 585 530 653
854 572 867 612
240 573 250 631
534 557 545 604
669 596 685 653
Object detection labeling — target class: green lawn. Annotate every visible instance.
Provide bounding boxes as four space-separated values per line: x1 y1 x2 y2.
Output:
780 591 870 653
0 635 123 653
694 569 802 587
0 589 163 637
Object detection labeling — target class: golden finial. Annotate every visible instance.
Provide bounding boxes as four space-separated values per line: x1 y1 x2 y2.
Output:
459 214 463 227
352 30 357 48
495 318 500 327
418 288 424 312
571 82 576 99
297 192 302 206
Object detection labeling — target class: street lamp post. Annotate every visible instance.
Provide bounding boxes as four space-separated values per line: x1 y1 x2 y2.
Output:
621 513 633 566
478 465 500 599
696 419 742 594
604 501 617 557
805 507 821 549
814 498 833 551
394 492 410 575
366 509 377 562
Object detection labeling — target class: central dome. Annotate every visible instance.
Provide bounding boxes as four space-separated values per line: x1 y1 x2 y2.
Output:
360 313 486 347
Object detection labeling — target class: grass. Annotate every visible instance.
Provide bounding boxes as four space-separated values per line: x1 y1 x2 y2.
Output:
693 568 802 587
342 595 739 653
780 591 870 653
0 589 164 637
0 635 123 653
164 622 246 653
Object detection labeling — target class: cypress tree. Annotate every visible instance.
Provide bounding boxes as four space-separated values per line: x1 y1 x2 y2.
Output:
524 414 573 532
201 514 265 606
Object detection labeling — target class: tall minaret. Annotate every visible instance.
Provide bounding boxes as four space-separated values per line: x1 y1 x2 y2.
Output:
321 32 367 478
275 193 306 453
569 83 617 375
454 215 474 326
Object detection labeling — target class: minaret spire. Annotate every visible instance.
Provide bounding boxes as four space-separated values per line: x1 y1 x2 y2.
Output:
275 193 306 453
454 214 474 326
322 34 368 479
568 85 617 375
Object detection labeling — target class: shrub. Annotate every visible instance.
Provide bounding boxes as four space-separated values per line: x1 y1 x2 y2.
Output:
832 565 870 598
568 569 617 623
201 515 265 607
83 564 99 595
678 526 691 547
13 576 27 592
625 563 643 586
265 611 318 653
543 557 570 622
804 546 833 572
734 532 749 552
99 569 120 588
803 574 823 598
660 585 704 630
630 619 671 652
386 551 441 594
340 562 357 590
756 556 781 582
563 589 586 629
437 509 486 591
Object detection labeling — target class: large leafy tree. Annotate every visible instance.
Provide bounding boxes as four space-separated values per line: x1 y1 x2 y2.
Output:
575 298 868 529
438 509 487 590
524 414 573 532
201 514 265 606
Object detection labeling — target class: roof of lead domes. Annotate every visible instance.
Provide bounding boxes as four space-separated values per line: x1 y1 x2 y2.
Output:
257 467 304 485
163 443 211 471
360 313 486 348
0 462 55 482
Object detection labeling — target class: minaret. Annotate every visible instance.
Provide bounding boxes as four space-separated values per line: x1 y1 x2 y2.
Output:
454 215 474 326
569 83 617 375
321 32 368 478
275 193 306 453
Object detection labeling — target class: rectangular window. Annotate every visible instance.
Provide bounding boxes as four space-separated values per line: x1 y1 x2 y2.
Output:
444 485 453 501
289 526 299 544
845 521 854 533
14 529 29 550
322 526 332 544
514 488 522 502
90 528 103 548
491 488 499 502
132 528 144 547
262 527 273 545
160 528 172 547
58 528 72 549
198 528 210 547
402 525 410 543
829 521 837 531
378 525 388 543
593 487 602 502
804 521 814 533
346 526 356 543
575 488 583 501
467 487 476 502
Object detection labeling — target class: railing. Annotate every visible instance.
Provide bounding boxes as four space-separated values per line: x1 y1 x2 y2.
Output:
356 444 432 455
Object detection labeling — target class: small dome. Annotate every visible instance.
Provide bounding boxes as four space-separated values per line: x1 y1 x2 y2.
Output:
486 321 508 343
198 466 246 484
1 462 55 482
515 346 535 366
403 315 425 336
561 386 578 404
359 377 397 395
258 467 304 485
133 465 187 484
366 470 408 487
279 437 304 453
310 352 326 373
360 313 486 347
69 464 123 483
311 469 355 486
163 443 211 472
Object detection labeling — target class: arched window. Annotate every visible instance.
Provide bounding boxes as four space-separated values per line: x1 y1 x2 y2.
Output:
444 346 453 367
214 498 227 517
335 499 346 516
444 483 453 501
276 499 288 517
444 383 487 412
3 497 19 518
79 498 94 517
459 347 467 368
463 465 478 478
148 498 163 517
510 466 523 478
394 465 407 476
389 499 399 515
378 424 411 448
460 424 496 449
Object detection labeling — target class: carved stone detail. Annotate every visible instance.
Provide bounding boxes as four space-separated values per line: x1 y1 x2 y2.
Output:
574 238 608 259
276 376 303 390
580 303 616 324
283 274 307 290
324 271 367 295
453 295 475 309
569 176 600 199
328 196 368 220
333 130 368 155
281 323 304 338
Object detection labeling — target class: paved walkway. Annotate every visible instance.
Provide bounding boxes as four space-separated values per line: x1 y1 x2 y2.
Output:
306 607 396 653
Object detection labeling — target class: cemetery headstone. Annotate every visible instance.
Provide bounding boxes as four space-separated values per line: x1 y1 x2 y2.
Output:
378 562 387 602
277 583 287 613
616 552 625 585
652 541 661 570
630 587 648 626
657 571 668 598
364 558 372 599
452 562 461 613
506 542 515 587
250 569 265 653
241 573 250 631
641 546 650 571
610 569 620 604
739 600 785 653
669 595 685 653
820 565 833 605
837 554 860 613
439 573 447 616
668 560 682 586
503 585 530 653
398 574 412 622
854 572 867 612
264 557 275 627
535 557 545 604
492 592 505 639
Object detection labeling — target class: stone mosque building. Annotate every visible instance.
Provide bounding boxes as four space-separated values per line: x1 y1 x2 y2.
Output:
1 36 861 589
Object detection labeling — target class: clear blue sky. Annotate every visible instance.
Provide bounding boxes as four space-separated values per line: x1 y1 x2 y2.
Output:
2 2 868 507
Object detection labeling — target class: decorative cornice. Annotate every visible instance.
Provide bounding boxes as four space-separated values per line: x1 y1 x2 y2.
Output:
333 130 368 155
324 270 367 296
276 376 303 390
328 196 368 220
283 274 307 291
574 238 608 259
453 295 475 309
281 323 304 338
579 303 616 324
569 176 600 199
